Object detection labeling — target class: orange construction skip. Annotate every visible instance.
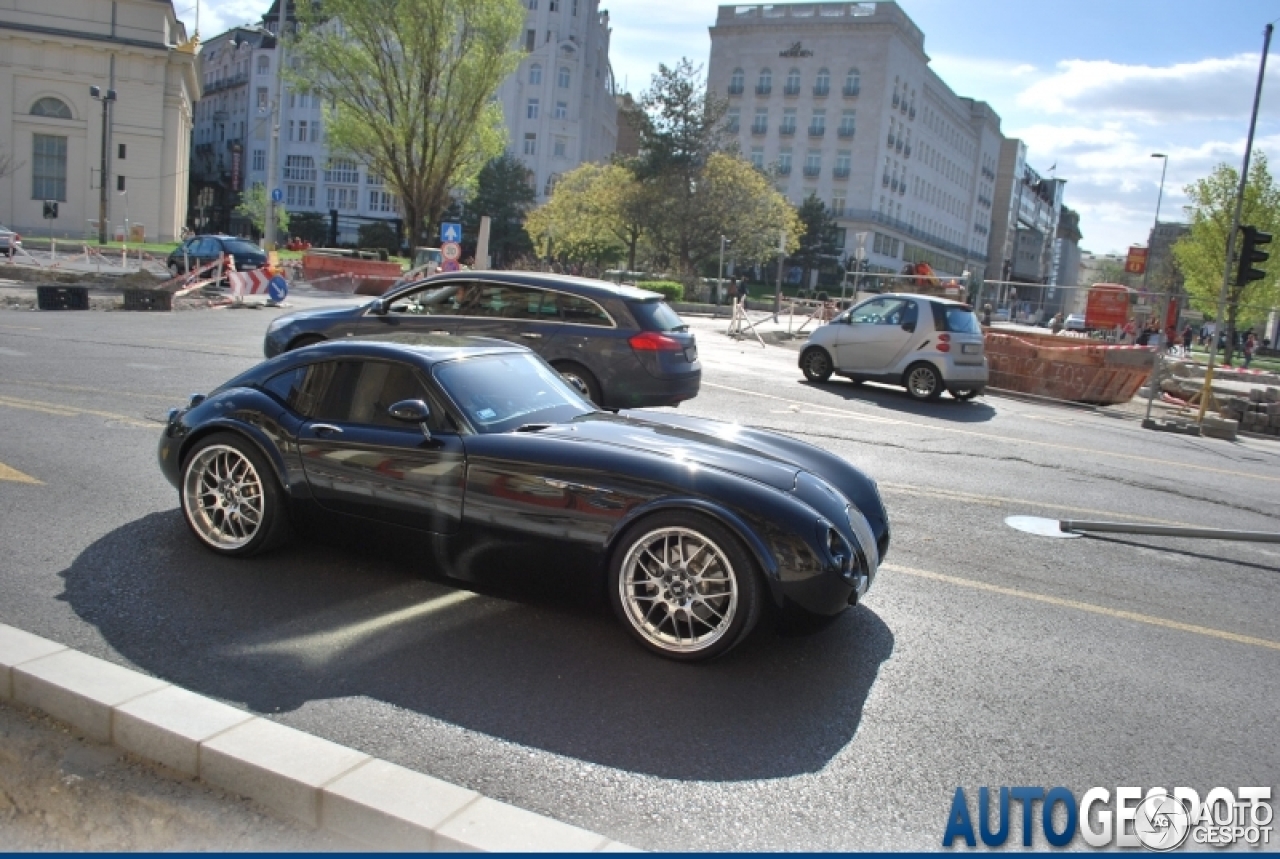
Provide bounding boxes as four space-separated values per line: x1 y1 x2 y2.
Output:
984 330 1154 405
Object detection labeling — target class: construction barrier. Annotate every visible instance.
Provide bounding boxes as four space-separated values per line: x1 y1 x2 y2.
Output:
301 251 402 295
985 331 1155 405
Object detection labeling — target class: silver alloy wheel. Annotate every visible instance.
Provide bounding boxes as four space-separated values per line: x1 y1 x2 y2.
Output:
906 364 940 398
618 526 738 653
803 349 832 380
182 444 266 550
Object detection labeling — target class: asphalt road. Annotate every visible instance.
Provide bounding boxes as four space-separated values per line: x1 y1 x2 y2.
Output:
0 297 1276 850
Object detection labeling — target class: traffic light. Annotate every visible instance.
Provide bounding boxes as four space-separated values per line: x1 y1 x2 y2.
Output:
42 200 58 219
1235 225 1271 286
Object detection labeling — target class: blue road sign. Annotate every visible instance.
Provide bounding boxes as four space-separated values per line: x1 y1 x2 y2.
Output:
441 222 462 244
271 188 283 203
267 275 289 303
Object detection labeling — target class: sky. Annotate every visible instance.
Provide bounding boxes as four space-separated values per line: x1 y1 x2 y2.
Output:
175 0 1280 255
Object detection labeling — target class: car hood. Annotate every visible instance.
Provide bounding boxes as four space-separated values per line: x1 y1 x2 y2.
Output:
540 411 804 493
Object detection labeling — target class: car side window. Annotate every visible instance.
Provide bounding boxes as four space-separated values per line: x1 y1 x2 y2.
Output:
557 293 612 326
900 300 918 327
388 283 459 315
312 360 444 430
194 238 219 257
498 286 558 319
261 366 309 407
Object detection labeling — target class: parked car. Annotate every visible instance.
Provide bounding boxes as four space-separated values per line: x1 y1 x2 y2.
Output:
799 293 988 401
166 234 267 278
1064 313 1087 331
0 225 21 258
263 270 702 409
158 337 890 661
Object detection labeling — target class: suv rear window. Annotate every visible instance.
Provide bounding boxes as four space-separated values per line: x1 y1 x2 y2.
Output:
930 303 982 334
627 298 688 332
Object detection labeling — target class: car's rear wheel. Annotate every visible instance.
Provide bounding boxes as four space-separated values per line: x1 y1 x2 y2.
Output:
288 334 325 351
552 361 602 406
800 347 834 383
904 362 944 401
609 512 761 661
180 433 290 557
950 387 983 401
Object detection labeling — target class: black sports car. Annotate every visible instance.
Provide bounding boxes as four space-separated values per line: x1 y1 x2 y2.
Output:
158 338 890 661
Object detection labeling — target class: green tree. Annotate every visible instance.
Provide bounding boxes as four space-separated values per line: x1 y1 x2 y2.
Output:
525 162 648 269
234 185 289 237
1172 154 1280 363
289 0 524 249
792 194 839 286
464 153 536 267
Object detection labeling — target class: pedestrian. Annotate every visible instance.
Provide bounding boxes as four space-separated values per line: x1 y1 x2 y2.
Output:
1165 325 1179 355
1243 332 1257 369
1050 312 1064 334
1181 324 1194 356
1123 318 1137 344
982 303 993 327
736 278 748 306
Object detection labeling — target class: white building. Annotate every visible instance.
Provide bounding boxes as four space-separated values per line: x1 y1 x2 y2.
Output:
496 0 618 201
708 1 1003 282
0 0 200 243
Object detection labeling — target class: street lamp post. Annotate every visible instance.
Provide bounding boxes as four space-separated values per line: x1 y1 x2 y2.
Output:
718 235 730 306
89 86 117 245
1143 152 1170 425
119 189 129 251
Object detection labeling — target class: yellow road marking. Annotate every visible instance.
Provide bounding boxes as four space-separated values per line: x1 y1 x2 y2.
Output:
0 325 41 331
879 483 1193 526
707 381 1280 483
886 563 1280 652
0 395 154 428
0 462 41 484
1 379 181 402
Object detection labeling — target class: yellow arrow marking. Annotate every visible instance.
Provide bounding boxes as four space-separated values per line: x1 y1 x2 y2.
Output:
0 462 42 484
885 563 1280 652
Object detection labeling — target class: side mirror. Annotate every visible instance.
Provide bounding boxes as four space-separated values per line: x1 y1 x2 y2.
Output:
388 399 432 438
370 298 388 316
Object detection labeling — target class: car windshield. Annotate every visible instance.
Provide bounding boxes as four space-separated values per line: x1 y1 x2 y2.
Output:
628 298 688 332
433 352 593 433
223 239 264 255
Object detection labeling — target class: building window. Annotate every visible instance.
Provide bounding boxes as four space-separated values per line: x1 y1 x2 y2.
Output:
554 137 567 158
284 155 316 181
804 150 821 177
751 107 768 135
31 134 66 201
30 97 72 119
529 63 542 85
555 101 568 119
558 66 570 88
325 158 359 184
116 174 126 191
117 143 127 159
729 68 744 95
524 132 537 155
814 68 830 96
525 29 536 52
750 147 764 169
785 68 800 96
366 173 384 187
832 195 846 217
257 87 269 111
548 0 558 10
757 68 772 95
257 55 269 75
527 0 536 8
839 109 856 138
527 98 540 119
368 189 396 212
809 109 826 136
777 150 792 175
252 149 265 171
835 151 852 177
326 186 358 211
844 68 861 96
572 0 578 14
726 108 740 133
286 184 315 208
780 108 797 135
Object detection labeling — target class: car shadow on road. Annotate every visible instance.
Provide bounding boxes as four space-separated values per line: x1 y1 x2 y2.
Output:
801 379 998 422
58 512 894 782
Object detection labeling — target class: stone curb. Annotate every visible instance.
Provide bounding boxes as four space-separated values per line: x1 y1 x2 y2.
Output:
0 623 637 852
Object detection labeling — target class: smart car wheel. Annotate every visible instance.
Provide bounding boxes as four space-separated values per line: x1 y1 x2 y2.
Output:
609 512 761 661
950 387 982 401
180 433 290 557
905 362 943 401
800 347 834 383
552 361 602 406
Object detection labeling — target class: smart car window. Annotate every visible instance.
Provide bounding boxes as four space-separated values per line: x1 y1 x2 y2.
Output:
943 307 982 334
851 297 905 325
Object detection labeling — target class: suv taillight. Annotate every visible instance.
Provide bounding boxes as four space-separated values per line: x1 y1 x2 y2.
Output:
629 331 682 351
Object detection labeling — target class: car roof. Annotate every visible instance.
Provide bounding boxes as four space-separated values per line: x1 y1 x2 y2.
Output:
875 292 972 307
415 269 665 302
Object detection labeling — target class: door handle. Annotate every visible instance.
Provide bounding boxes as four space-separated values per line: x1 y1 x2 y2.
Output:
311 423 343 435
520 332 542 339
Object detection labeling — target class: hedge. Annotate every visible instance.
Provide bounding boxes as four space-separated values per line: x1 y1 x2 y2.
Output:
635 280 684 302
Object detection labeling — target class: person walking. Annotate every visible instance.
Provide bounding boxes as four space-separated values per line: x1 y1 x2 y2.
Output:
1181 324 1194 357
1243 332 1257 369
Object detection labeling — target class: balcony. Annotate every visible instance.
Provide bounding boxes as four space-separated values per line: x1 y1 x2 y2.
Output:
887 132 895 146
891 179 899 192
904 145 911 158
727 123 740 134
812 84 829 97
892 94 900 108
779 124 796 137
803 165 821 177
842 85 860 97
728 83 744 96
895 139 903 153
783 84 801 96
808 125 825 137
756 84 772 96
909 107 916 120
833 166 850 179
831 206 847 217
750 122 768 135
838 126 855 139
899 101 908 115
899 182 906 196
882 174 890 187
777 163 792 176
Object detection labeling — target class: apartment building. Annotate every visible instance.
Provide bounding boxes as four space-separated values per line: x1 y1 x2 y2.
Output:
707 1 1003 282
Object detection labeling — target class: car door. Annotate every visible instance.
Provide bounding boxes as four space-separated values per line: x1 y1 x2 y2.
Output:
833 296 919 372
292 358 466 534
447 282 564 351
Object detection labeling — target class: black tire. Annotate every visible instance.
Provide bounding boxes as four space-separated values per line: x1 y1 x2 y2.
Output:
288 334 325 352
800 347 834 383
179 432 291 557
950 387 983 401
552 361 602 406
608 511 762 662
904 362 943 401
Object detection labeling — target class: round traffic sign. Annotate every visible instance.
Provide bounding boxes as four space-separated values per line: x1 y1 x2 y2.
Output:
270 187 283 203
267 275 289 303
441 241 461 261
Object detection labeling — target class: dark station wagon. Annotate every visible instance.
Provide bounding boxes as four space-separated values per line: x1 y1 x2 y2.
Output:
263 271 702 409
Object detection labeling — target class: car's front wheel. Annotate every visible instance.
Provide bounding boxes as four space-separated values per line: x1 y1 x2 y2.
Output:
800 347 834 383
180 433 290 557
609 512 761 661
904 362 944 401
